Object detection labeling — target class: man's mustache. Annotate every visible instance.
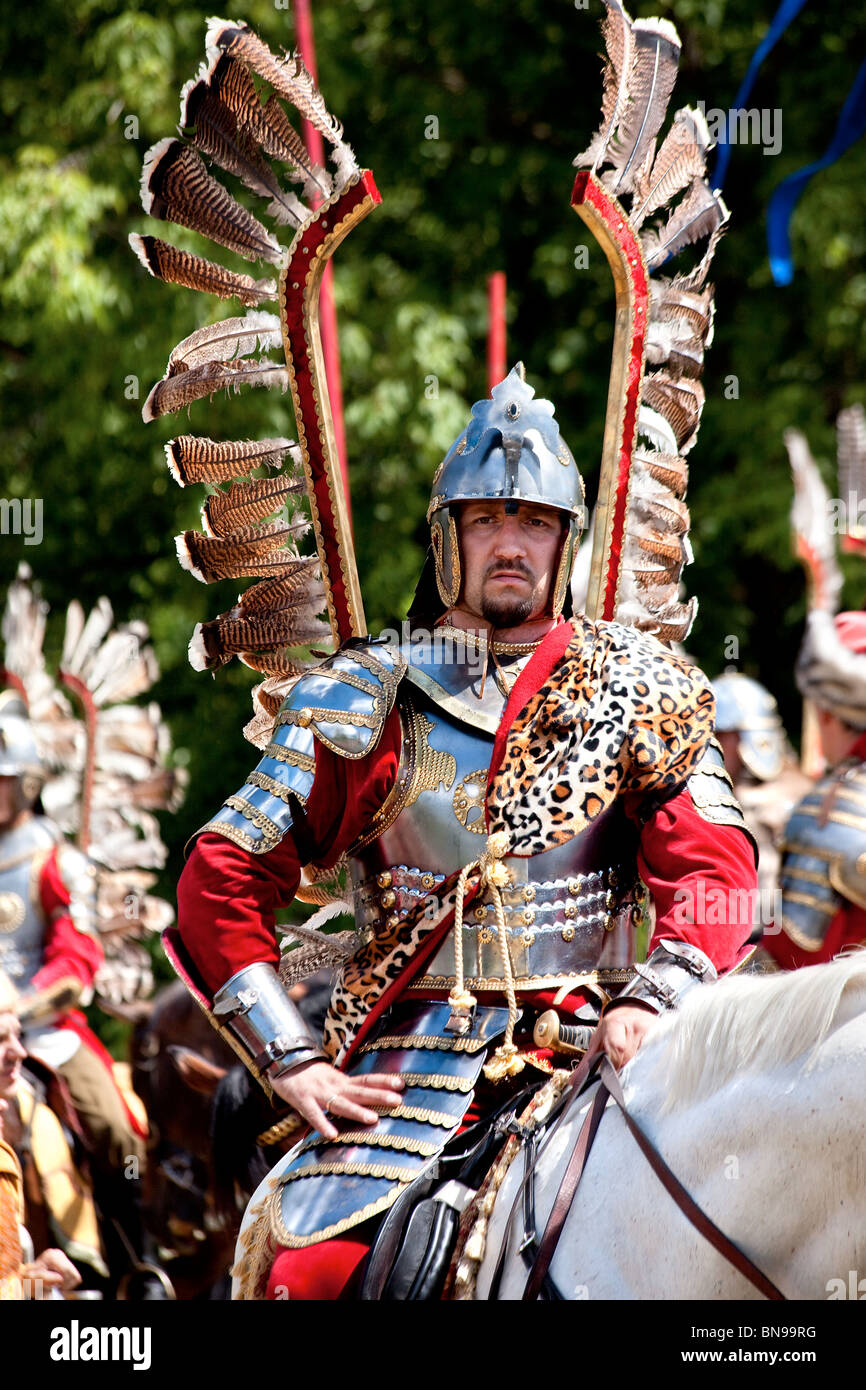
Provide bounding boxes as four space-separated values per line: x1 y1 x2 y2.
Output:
484 562 534 582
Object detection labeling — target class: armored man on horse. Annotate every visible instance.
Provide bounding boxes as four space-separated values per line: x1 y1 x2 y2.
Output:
131 9 758 1297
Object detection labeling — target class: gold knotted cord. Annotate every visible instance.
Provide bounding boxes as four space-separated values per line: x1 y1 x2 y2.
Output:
449 831 524 1081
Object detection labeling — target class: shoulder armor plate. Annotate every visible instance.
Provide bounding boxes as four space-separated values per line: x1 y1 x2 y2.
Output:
277 640 406 759
779 761 866 951
686 739 755 842
200 640 406 856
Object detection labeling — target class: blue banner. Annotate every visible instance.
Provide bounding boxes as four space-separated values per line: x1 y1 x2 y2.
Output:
768 58 866 285
713 0 810 190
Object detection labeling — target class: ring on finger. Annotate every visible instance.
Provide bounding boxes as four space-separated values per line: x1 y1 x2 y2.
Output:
323 1093 340 1116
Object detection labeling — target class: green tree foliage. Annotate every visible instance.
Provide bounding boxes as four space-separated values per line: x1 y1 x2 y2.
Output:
1 0 864 963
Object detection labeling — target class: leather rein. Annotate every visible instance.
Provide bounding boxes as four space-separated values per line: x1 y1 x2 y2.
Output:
499 1051 787 1302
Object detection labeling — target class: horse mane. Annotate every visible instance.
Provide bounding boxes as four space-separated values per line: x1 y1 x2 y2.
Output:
635 951 866 1113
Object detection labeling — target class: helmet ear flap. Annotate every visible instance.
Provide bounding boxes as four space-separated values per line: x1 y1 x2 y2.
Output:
431 507 461 608
551 516 583 619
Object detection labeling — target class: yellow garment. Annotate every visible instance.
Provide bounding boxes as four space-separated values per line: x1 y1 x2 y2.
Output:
0 1139 23 1301
15 1080 107 1277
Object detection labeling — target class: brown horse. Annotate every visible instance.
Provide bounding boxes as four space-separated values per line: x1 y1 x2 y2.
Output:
123 980 296 1299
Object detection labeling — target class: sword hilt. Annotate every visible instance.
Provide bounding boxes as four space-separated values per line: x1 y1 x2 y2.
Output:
533 1009 594 1056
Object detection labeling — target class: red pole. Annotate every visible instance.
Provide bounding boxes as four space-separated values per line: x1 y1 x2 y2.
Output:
292 0 351 524
487 272 506 394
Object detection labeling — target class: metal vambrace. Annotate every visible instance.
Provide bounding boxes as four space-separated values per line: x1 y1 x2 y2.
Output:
607 939 717 1014
212 962 327 1081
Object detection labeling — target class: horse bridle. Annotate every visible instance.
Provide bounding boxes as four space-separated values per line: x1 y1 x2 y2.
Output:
490 1051 788 1302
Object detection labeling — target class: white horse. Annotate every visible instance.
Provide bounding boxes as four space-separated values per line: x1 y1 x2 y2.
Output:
233 954 866 1300
475 953 866 1300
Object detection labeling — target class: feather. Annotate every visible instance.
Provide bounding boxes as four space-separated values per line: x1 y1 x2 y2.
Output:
647 192 729 279
632 527 687 568
142 357 288 422
175 522 304 583
62 598 115 678
641 179 726 271
166 311 281 372
206 19 348 154
637 404 679 454
641 375 704 453
128 233 276 305
631 107 712 228
633 450 689 498
204 50 332 199
84 630 159 706
202 476 305 536
190 596 329 671
165 435 298 485
282 903 356 944
237 650 308 676
628 474 690 533
140 139 283 264
574 0 634 170
650 280 714 337
785 428 842 614
608 19 681 195
237 565 324 613
251 675 294 718
645 319 706 377
260 93 333 199
180 74 307 227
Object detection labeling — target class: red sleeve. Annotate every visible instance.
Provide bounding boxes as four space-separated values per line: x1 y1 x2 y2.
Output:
625 785 757 976
176 709 402 997
762 901 866 970
30 848 103 994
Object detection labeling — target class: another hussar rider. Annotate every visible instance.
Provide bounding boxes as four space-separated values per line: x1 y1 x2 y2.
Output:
762 611 866 968
0 690 154 1286
712 673 811 922
174 367 758 1300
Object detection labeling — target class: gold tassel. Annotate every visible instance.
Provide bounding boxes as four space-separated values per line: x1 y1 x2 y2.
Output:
482 1041 525 1083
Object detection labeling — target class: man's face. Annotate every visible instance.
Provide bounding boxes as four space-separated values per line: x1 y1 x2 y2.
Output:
0 1012 25 1103
457 500 564 627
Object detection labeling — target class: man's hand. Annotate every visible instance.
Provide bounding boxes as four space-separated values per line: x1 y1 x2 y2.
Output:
270 1059 405 1141
22 1248 81 1298
593 1003 657 1070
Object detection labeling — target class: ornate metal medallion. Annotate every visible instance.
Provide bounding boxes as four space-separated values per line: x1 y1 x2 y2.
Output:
452 769 488 835
0 892 26 934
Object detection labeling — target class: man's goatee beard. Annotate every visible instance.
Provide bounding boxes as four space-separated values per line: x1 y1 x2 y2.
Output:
481 594 534 628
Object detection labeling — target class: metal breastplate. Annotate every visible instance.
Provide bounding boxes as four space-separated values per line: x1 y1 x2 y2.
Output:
778 759 866 951
0 818 58 989
349 680 641 993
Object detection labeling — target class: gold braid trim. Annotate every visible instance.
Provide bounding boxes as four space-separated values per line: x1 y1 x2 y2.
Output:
247 769 301 804
256 1114 303 1147
279 1159 419 1184
223 795 284 842
296 1130 440 1158
394 1070 474 1093
360 1033 489 1055
200 819 271 855
269 1176 413 1250
277 706 378 730
369 1102 461 1129
263 742 316 771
